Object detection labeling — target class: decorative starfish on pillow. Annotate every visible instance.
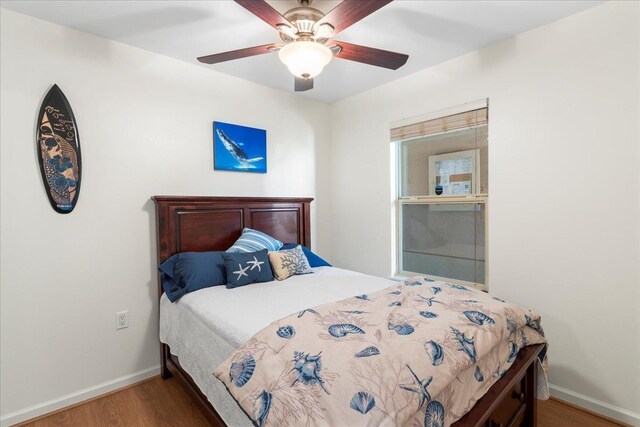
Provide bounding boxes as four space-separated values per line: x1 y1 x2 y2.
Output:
247 256 264 271
234 263 249 280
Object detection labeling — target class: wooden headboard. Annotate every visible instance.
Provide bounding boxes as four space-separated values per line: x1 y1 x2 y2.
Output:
152 196 313 296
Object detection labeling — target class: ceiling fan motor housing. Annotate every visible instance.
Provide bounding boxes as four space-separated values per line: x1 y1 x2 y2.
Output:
280 6 329 42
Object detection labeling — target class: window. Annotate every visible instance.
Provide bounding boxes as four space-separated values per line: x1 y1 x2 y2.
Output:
392 102 488 289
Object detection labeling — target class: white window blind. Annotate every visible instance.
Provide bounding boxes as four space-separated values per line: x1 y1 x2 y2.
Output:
390 108 488 142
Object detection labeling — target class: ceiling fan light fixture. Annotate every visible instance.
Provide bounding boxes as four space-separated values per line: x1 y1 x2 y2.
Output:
278 41 332 79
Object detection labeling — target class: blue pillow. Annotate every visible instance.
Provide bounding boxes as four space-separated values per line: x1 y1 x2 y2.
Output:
226 228 283 253
159 251 226 302
222 249 274 288
281 244 332 267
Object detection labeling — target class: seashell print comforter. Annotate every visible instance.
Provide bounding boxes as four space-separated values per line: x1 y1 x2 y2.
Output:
214 277 548 427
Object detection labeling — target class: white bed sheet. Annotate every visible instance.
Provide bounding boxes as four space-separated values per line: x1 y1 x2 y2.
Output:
159 266 396 426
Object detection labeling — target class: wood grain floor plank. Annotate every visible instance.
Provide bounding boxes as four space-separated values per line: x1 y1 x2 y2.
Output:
26 402 92 427
134 378 176 427
538 398 628 427
17 376 628 427
88 389 128 426
135 376 209 427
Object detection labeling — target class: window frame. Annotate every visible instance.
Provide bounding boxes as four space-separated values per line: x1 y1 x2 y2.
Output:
392 103 489 291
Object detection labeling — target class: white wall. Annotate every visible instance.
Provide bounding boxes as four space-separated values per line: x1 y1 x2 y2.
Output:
0 8 331 423
326 1 640 423
2 1 640 425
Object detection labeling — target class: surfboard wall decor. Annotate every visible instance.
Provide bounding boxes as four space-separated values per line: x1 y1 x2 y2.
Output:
37 84 81 213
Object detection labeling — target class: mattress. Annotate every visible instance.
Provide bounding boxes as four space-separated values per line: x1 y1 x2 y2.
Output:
159 266 395 426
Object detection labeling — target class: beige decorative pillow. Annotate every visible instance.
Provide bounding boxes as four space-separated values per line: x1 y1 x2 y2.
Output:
268 245 313 281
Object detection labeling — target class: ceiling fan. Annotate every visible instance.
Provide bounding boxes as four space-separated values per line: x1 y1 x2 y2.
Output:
197 0 408 92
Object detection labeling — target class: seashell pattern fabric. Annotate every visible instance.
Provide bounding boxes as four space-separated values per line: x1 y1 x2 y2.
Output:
350 391 376 414
214 276 548 427
276 325 295 339
425 340 444 366
328 323 365 338
228 354 256 387
355 346 380 358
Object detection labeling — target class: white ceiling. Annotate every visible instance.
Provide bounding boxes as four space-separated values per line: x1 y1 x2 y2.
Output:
1 0 602 103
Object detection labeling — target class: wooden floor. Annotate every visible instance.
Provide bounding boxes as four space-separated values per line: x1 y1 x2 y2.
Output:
17 376 626 427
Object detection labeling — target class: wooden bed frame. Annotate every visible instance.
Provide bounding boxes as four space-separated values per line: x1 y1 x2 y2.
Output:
152 195 544 427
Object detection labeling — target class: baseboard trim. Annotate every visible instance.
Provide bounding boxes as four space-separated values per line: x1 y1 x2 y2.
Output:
0 365 160 427
549 383 640 426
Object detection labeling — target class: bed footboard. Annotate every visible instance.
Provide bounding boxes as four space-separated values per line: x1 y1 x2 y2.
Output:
454 343 544 427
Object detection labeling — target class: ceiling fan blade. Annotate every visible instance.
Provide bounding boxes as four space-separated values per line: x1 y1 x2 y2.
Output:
197 43 278 64
234 0 295 31
332 41 408 70
315 0 392 36
295 77 314 92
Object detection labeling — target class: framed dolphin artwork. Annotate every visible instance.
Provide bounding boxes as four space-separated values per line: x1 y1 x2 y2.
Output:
213 121 267 173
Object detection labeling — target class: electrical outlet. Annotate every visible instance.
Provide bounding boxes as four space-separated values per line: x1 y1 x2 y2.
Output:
116 311 128 330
